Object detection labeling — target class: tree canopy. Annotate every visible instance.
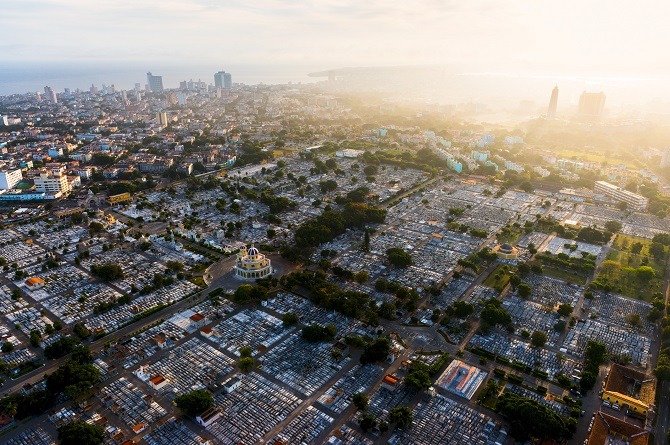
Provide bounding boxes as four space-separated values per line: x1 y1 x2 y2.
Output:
386 247 413 268
174 389 214 417
57 421 105 445
496 392 574 440
90 263 124 281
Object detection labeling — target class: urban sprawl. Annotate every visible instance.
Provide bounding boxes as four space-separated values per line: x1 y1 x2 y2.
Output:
0 73 669 445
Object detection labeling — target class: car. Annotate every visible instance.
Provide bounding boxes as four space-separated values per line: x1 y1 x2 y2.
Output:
602 400 611 407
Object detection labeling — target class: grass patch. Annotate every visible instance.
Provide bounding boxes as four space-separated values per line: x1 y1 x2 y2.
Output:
592 234 667 300
496 225 526 244
482 265 513 292
537 264 588 285
189 276 206 287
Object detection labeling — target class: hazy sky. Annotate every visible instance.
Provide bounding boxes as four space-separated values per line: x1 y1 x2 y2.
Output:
2 0 669 77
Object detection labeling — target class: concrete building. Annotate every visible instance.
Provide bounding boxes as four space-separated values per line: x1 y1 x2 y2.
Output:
578 91 606 120
157 111 168 127
587 411 650 445
214 71 232 89
0 168 23 190
196 407 221 428
661 148 670 168
34 171 71 195
223 376 242 394
44 86 57 104
24 277 45 291
594 181 648 211
547 85 558 119
146 72 164 92
149 375 168 390
436 360 487 400
234 245 272 280
471 150 489 162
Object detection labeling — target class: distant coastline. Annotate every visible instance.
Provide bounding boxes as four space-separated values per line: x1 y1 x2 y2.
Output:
0 63 317 96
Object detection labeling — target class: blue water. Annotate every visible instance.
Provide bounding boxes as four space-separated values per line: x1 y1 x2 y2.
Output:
0 62 319 96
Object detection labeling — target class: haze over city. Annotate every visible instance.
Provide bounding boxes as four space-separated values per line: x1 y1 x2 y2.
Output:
3 1 670 107
2 2 670 445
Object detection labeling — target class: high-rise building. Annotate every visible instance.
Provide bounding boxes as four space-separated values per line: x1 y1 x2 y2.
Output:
44 86 57 104
157 111 168 127
0 169 23 190
661 148 670 168
147 72 164 92
214 71 232 89
578 91 606 120
547 85 558 119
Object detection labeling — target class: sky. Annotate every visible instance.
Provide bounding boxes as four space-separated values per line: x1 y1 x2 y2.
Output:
2 0 670 106
2 0 669 75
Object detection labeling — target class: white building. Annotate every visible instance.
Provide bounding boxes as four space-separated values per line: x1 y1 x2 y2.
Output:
34 171 71 195
594 181 649 211
0 168 23 190
196 407 221 428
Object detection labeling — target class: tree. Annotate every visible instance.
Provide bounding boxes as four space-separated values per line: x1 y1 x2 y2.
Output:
90 263 124 281
604 221 622 233
360 338 391 364
44 336 78 359
652 233 670 246
630 242 644 254
635 266 655 281
519 181 534 193
237 357 254 373
166 260 184 272
232 284 268 304
452 301 475 318
530 330 548 347
1 342 13 353
509 274 521 288
517 283 531 298
282 312 299 327
352 392 369 410
378 301 397 320
480 299 511 327
73 323 91 339
46 350 99 400
496 392 571 440
359 412 377 432
386 247 412 268
626 313 641 328
174 390 214 417
557 304 573 317
517 262 531 276
57 421 104 445
302 324 337 343
405 369 432 390
650 242 666 261
389 406 413 429
29 329 42 347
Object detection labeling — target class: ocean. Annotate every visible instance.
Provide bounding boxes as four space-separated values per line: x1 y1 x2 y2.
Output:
0 62 319 96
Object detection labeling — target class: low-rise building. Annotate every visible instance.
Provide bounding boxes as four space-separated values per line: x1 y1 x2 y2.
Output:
196 407 221 428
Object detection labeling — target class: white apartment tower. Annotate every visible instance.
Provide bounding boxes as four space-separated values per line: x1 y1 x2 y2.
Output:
0 169 23 190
